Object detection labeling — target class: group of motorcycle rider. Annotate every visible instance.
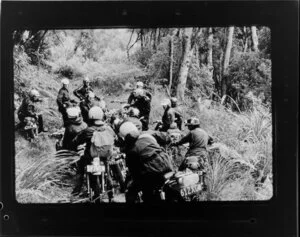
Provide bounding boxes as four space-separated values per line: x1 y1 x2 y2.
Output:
17 76 212 203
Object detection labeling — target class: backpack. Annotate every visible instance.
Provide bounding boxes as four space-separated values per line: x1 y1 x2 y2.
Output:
137 134 174 176
90 126 115 159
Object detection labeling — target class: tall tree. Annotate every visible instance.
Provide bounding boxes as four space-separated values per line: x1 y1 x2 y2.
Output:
169 31 175 92
207 27 213 67
176 27 194 102
221 26 234 96
242 27 249 52
251 26 259 52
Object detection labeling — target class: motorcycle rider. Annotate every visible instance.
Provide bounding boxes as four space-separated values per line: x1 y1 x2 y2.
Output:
170 97 183 130
172 117 211 171
127 81 152 105
62 107 87 151
156 98 176 132
124 107 143 131
73 76 94 101
17 89 48 133
57 78 71 127
71 106 116 200
80 91 98 125
127 81 152 131
118 121 174 203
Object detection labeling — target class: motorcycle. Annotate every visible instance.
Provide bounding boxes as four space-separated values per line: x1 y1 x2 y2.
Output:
160 169 205 202
23 116 38 141
48 128 65 151
86 156 110 203
85 150 127 203
125 169 205 203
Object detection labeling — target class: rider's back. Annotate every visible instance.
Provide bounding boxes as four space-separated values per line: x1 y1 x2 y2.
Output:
186 128 209 156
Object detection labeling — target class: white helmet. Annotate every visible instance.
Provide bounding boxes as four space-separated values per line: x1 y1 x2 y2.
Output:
88 91 95 99
88 106 104 120
66 107 80 119
118 121 140 140
61 78 69 85
29 89 40 97
170 97 178 106
136 81 144 88
134 88 144 97
128 107 140 117
83 76 90 82
161 98 171 107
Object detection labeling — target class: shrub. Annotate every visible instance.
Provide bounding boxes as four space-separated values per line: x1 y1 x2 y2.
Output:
14 45 34 97
16 135 80 203
187 62 215 100
131 47 153 67
228 52 272 108
205 144 253 200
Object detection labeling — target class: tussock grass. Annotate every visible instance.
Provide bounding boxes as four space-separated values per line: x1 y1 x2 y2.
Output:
15 135 80 203
205 145 253 200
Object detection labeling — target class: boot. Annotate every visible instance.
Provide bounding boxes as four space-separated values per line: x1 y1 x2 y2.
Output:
37 114 48 133
72 174 84 196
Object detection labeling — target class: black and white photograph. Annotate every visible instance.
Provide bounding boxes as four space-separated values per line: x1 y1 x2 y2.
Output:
14 27 272 203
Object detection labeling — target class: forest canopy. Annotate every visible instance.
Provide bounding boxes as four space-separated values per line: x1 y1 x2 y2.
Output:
13 26 271 110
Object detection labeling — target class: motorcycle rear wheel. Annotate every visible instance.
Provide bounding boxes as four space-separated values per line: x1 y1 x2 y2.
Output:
87 174 102 203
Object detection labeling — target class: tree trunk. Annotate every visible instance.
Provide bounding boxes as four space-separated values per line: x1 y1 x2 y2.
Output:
126 29 135 59
176 27 194 102
169 32 175 92
243 27 248 52
207 27 213 67
140 30 144 49
153 28 160 50
194 44 200 66
221 26 234 96
251 26 259 52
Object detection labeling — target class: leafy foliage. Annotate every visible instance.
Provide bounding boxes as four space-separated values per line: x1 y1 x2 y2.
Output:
228 52 271 109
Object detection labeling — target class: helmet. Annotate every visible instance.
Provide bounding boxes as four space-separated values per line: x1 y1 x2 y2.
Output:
169 122 178 129
128 107 140 117
29 89 40 97
88 91 95 99
161 98 171 107
122 104 130 110
136 81 144 88
170 97 178 106
118 121 139 140
83 76 90 82
61 78 69 85
185 117 200 126
134 88 144 97
88 106 104 120
66 107 80 119
99 100 106 109
185 156 200 170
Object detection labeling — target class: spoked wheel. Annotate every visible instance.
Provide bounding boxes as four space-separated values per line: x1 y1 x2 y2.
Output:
93 175 102 203
86 174 102 203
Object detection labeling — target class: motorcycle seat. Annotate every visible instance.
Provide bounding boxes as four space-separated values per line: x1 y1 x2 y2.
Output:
163 171 175 181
